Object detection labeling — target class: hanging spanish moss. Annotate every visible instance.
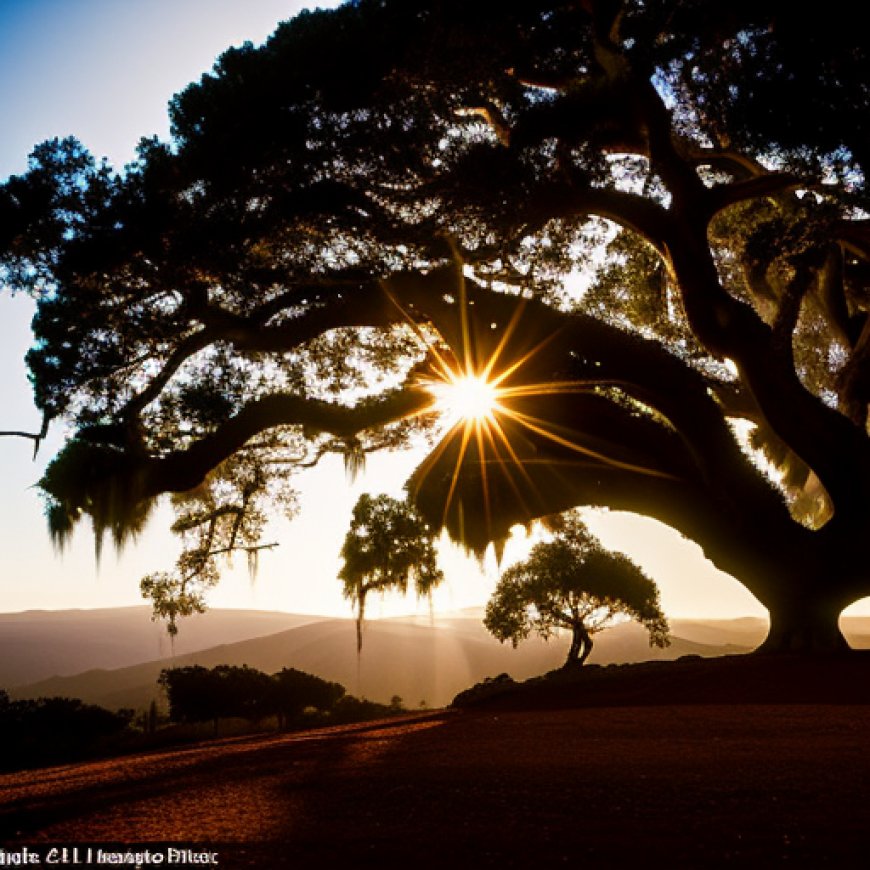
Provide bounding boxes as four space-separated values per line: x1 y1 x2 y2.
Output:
342 438 367 482
39 439 156 561
246 546 259 583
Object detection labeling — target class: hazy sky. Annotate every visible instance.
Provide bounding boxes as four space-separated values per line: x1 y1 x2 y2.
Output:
0 0 781 621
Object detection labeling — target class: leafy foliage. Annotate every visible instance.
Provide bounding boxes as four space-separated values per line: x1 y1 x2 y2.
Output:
141 441 297 635
485 513 669 666
158 664 347 732
159 665 274 730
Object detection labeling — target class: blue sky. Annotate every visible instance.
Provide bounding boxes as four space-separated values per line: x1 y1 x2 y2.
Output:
0 0 772 620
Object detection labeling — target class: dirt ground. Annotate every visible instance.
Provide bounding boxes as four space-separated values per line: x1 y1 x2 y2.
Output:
3 657 870 868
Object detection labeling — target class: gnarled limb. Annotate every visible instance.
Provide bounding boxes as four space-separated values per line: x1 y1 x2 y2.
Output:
706 172 803 218
140 386 432 499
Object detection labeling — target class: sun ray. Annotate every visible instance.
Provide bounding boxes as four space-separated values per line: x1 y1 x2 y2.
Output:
499 380 603 398
497 406 675 479
486 413 538 493
379 279 458 383
474 418 492 538
498 377 647 401
441 418 475 525
480 298 528 381
489 327 565 388
478 415 536 522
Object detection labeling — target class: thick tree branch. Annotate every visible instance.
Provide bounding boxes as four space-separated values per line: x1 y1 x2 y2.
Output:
141 385 431 498
513 182 674 257
615 69 870 516
412 448 816 614
118 280 401 422
772 266 813 356
685 147 772 180
665 224 870 516
837 315 870 427
705 377 764 425
706 172 803 218
123 328 217 419
816 246 854 348
836 220 870 261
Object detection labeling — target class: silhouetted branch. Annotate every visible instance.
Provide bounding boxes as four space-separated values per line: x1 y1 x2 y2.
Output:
0 412 50 459
707 172 803 216
205 541 278 558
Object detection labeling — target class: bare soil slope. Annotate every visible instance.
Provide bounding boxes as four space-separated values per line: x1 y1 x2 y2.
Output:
3 655 870 867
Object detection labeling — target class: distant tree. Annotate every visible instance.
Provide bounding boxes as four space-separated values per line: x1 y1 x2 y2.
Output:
159 664 276 733
272 667 345 728
147 699 159 735
170 664 273 730
214 664 275 724
485 514 670 667
19 697 133 742
339 493 443 651
330 695 397 725
160 664 345 733
159 666 223 733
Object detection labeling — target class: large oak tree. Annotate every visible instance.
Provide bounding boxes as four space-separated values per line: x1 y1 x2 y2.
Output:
1 0 868 652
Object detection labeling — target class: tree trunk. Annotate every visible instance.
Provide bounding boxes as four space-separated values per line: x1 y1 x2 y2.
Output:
757 597 851 654
565 624 594 667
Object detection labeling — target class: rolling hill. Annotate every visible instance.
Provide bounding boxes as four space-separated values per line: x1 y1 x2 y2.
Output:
0 606 318 687
7 611 768 710
8 608 870 710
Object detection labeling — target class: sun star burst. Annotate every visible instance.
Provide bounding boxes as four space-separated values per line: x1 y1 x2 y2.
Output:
428 371 501 424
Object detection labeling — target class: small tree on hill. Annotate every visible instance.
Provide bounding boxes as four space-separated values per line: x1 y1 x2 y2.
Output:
485 514 670 668
339 493 444 651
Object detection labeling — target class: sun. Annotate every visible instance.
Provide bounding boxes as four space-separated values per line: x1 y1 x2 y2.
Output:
429 370 501 424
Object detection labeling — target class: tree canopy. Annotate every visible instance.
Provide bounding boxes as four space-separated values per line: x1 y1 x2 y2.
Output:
0 693 133 772
159 665 271 731
272 666 346 725
159 664 347 732
1 0 869 651
485 513 669 666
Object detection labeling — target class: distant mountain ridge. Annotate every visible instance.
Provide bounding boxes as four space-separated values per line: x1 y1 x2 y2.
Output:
0 606 318 687
7 608 870 710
